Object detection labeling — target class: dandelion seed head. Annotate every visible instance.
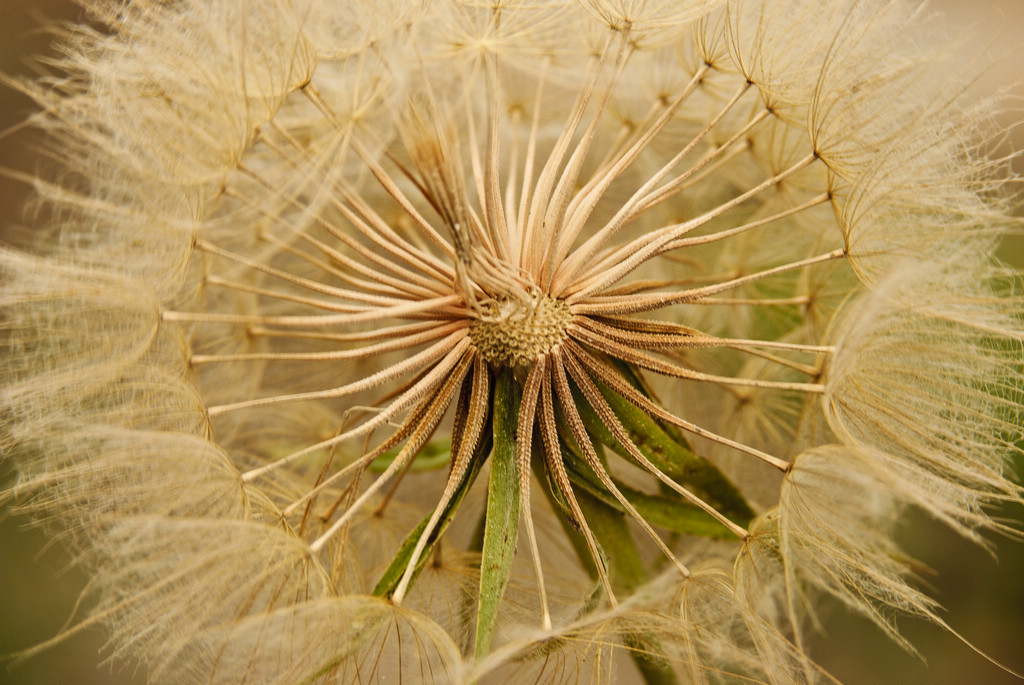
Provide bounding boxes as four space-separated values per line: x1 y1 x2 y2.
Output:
3 0 1023 682
469 293 572 367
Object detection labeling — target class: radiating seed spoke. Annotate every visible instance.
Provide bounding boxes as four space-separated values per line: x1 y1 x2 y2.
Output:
240 337 472 482
562 348 749 539
551 352 691 578
537 363 617 606
308 349 473 553
191 321 465 365
564 153 820 300
571 249 846 315
393 352 489 603
208 329 468 416
566 340 791 472
569 324 825 394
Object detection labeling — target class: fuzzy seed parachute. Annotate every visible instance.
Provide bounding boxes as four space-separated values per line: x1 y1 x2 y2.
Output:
2 0 1023 683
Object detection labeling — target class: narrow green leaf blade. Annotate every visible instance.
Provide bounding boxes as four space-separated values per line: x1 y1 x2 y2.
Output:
474 368 521 659
572 371 754 526
564 456 738 539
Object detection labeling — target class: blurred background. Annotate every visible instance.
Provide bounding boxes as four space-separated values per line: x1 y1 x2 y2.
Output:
1 1 1022 683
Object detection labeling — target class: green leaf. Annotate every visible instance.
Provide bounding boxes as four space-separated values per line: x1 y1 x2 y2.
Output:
474 368 521 659
564 456 738 540
570 369 754 527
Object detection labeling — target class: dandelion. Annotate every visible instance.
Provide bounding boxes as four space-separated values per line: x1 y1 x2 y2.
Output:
2 0 1022 683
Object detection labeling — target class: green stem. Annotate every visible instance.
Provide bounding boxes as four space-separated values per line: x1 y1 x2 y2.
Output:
474 368 522 658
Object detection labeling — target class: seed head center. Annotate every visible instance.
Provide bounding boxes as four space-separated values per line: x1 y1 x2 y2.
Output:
468 294 572 367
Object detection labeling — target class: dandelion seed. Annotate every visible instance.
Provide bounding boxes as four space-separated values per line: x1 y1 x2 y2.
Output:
2 0 1022 683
